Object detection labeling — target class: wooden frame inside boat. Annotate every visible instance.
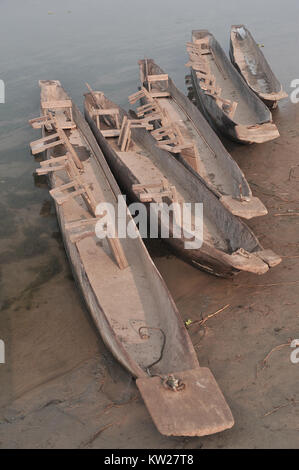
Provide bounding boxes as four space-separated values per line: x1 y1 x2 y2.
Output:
84 88 281 277
230 25 288 109
188 30 280 144
136 58 267 219
29 79 234 437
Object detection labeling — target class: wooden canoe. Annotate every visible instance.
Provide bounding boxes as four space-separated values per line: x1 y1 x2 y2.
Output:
137 59 267 219
230 25 288 109
84 89 281 277
188 30 280 144
29 80 234 437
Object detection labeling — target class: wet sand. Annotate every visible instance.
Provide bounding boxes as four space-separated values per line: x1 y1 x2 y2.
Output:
0 101 299 448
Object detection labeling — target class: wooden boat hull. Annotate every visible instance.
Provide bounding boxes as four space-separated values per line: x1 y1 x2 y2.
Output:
230 25 288 109
138 59 267 219
189 30 280 144
84 93 281 277
30 80 234 437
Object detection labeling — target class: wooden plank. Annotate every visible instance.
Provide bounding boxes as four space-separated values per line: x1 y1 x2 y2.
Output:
180 144 200 173
118 116 128 147
50 187 85 205
70 230 95 244
227 101 238 119
36 164 66 175
50 180 77 195
107 237 129 270
147 74 168 82
85 83 111 127
128 89 145 104
92 108 119 116
29 115 54 129
30 137 63 155
55 126 84 170
137 368 234 436
30 133 60 145
101 129 120 137
149 91 170 98
120 119 131 151
41 100 72 109
65 216 104 230
147 74 169 92
40 155 69 166
132 182 166 192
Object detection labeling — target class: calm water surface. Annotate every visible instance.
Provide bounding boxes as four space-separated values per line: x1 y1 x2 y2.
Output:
0 0 298 405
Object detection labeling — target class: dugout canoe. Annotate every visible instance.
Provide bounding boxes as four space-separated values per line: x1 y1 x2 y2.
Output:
230 25 288 109
137 58 267 219
29 80 235 437
84 88 281 277
188 30 280 143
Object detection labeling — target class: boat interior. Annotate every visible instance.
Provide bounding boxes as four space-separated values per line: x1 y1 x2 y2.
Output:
85 91 265 260
230 25 287 99
30 80 198 378
191 30 273 126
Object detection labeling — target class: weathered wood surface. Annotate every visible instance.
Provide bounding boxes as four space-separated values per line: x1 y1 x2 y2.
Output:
137 368 234 436
230 25 288 109
188 30 280 143
137 59 268 219
84 90 281 277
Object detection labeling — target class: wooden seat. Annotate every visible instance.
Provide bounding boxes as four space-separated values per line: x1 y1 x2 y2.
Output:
147 74 168 92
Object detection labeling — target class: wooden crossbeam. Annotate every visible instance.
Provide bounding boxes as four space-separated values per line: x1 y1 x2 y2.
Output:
29 114 54 130
41 100 72 109
117 117 153 152
132 178 178 203
30 133 63 155
129 119 153 130
141 112 162 123
85 83 111 128
41 100 74 127
128 89 145 105
136 102 157 117
147 74 168 83
91 107 120 130
118 116 130 151
36 155 69 175
49 172 97 213
107 237 128 270
151 126 174 140
36 164 66 175
129 85 168 106
180 143 200 173
132 182 168 192
92 108 119 116
227 101 238 119
157 142 193 154
36 154 69 174
148 91 170 98
147 74 168 92
137 186 177 203
187 43 210 56
186 58 209 72
29 114 83 170
101 129 120 137
50 187 85 205
55 126 83 170
65 216 105 230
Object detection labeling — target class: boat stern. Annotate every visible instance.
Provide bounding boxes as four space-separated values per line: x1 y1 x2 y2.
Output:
235 122 280 144
136 367 234 437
